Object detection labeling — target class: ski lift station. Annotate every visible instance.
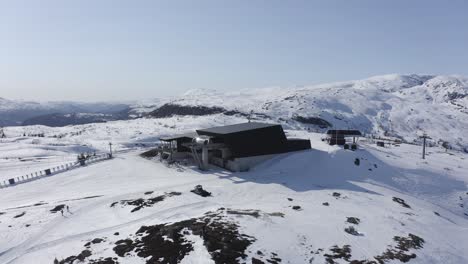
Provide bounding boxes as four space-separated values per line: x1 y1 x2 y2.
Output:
325 130 362 146
159 122 311 172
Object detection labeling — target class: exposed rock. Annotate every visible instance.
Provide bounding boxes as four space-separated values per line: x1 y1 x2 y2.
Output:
344 226 361 236
140 149 159 158
148 103 225 118
374 234 425 263
50 204 66 213
392 197 411 209
85 238 105 247
354 158 360 166
324 245 352 263
292 115 332 128
226 209 261 218
112 209 255 264
346 217 361 225
88 257 119 264
13 212 26 218
252 257 265 264
111 192 181 212
58 249 92 264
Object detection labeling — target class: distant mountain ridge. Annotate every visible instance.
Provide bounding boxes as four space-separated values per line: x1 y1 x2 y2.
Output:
0 98 129 126
21 112 130 127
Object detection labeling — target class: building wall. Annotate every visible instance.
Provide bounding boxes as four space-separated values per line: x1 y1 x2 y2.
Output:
225 154 278 172
223 126 288 158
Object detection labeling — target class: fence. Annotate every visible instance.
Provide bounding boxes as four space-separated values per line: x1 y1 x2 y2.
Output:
0 153 111 189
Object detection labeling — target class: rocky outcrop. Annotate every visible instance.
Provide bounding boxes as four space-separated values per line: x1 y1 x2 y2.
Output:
292 115 332 128
147 104 225 118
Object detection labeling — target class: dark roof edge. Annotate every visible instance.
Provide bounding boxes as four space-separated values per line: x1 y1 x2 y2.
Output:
159 132 198 141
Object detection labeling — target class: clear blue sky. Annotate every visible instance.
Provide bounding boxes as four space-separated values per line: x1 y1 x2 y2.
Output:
1 0 467 101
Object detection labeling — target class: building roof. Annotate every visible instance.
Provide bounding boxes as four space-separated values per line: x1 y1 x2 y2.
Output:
197 122 280 136
326 130 362 136
159 132 198 141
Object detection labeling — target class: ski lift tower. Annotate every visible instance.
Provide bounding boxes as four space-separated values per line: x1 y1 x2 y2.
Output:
419 133 431 159
108 142 113 158
247 110 254 123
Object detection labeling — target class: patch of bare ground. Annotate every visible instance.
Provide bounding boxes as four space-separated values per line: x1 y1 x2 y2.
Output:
55 249 92 264
374 234 425 263
324 245 352 263
58 208 284 264
346 217 360 225
113 208 256 263
140 148 159 158
110 192 181 212
88 257 119 264
13 212 26 218
344 226 362 236
392 197 411 209
322 233 424 263
50 204 66 213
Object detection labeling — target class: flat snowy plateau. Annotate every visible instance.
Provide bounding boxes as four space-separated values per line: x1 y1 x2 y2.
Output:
0 118 467 264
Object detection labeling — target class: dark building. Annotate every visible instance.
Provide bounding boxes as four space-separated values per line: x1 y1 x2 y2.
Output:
159 122 311 171
326 130 362 145
197 122 310 158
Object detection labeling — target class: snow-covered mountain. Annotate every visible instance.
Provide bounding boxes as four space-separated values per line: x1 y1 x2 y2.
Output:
2 74 468 150
128 74 468 151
